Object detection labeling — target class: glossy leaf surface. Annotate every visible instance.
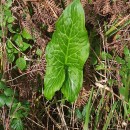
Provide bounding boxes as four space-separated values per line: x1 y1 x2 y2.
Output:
44 0 89 102
16 57 26 70
22 28 32 40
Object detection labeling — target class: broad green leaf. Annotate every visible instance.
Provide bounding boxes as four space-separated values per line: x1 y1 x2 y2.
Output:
0 94 6 107
10 119 23 130
19 42 30 51
127 60 130 69
13 49 18 53
11 103 22 114
101 52 112 60
124 46 130 56
5 97 13 107
13 34 31 51
6 98 18 107
6 40 18 54
22 28 32 40
6 48 13 53
116 56 125 64
16 57 26 70
61 67 83 101
12 108 29 119
5 0 12 8
13 34 23 48
44 66 65 99
44 0 89 102
36 48 42 56
96 64 105 70
7 53 15 63
7 16 14 23
11 109 25 119
11 102 29 118
0 81 7 90
7 24 16 33
4 88 14 96
119 87 126 98
4 10 12 17
7 40 13 49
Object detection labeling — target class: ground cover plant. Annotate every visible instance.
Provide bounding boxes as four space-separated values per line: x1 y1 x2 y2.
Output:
44 0 90 102
0 0 130 130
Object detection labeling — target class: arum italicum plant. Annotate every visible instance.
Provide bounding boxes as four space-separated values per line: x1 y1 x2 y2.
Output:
44 0 90 102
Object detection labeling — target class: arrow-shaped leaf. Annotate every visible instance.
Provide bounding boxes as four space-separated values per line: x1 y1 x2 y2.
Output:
44 0 90 102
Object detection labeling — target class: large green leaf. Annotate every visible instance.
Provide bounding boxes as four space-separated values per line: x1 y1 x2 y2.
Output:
0 94 6 107
10 119 23 130
4 88 14 96
16 57 26 70
5 97 14 107
44 0 89 102
22 28 32 40
61 67 83 101
13 34 23 47
19 42 30 51
0 81 7 90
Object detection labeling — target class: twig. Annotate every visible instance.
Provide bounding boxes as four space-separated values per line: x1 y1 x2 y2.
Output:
56 103 68 130
6 69 43 82
26 117 45 129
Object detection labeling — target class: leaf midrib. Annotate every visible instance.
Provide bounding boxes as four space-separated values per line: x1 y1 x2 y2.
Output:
64 18 74 65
